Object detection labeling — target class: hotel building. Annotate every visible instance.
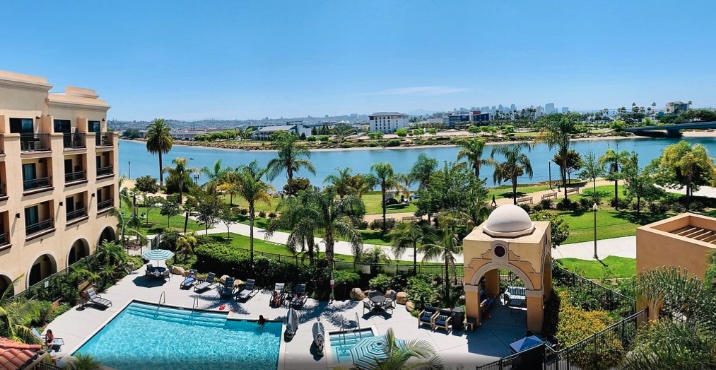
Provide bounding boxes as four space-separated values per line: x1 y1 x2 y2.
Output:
0 70 118 293
369 112 409 133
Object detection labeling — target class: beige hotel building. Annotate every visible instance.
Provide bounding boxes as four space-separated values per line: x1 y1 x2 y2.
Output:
0 70 118 293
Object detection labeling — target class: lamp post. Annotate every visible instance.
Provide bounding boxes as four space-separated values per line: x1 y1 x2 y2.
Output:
194 173 200 185
128 161 131 179
593 203 599 259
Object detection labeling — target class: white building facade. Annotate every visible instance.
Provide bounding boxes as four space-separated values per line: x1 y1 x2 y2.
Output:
369 112 409 133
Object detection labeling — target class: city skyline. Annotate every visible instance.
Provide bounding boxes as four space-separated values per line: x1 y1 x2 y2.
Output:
1 1 714 121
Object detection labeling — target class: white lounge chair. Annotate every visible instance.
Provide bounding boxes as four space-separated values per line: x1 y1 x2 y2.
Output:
86 287 112 308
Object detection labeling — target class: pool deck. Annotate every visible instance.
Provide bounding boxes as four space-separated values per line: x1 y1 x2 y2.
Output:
47 264 526 369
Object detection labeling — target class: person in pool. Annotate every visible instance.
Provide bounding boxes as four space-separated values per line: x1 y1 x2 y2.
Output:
258 315 266 325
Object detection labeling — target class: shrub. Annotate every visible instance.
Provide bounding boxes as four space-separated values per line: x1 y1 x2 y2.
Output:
610 197 630 209
406 274 438 309
306 136 317 142
519 203 531 213
540 198 553 209
578 197 593 210
356 220 369 230
268 212 277 219
319 135 330 142
46 303 72 323
386 139 401 147
648 202 669 214
258 211 266 218
239 208 249 215
556 198 573 211
369 274 393 293
533 203 544 212
369 218 396 230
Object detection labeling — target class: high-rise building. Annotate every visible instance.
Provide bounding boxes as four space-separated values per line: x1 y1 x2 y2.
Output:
562 107 569 113
369 112 409 133
545 103 555 114
0 70 118 293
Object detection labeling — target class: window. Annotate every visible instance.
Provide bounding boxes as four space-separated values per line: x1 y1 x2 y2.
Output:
24 206 39 228
54 120 71 133
494 245 506 258
10 118 33 134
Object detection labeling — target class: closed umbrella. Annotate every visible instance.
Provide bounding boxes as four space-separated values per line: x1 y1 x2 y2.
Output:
350 335 407 369
142 249 174 265
509 335 542 353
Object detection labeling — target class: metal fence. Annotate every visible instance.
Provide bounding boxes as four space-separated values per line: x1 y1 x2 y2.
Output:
552 264 635 314
7 255 98 303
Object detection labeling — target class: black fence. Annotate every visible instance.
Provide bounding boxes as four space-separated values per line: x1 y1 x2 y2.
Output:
478 309 647 370
552 264 635 314
7 255 98 303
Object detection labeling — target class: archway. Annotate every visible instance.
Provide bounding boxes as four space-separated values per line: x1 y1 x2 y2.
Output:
68 238 90 266
28 254 57 287
0 275 12 296
98 226 116 246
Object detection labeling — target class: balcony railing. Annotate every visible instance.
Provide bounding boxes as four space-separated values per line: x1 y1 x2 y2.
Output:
0 232 7 246
96 133 113 147
63 133 86 149
26 218 53 235
0 184 5 197
65 170 86 183
23 177 52 191
97 198 114 210
66 208 87 221
20 133 51 152
0 134 4 154
96 166 113 177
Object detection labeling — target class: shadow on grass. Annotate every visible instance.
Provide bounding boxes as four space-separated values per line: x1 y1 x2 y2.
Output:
498 192 526 199
613 211 668 225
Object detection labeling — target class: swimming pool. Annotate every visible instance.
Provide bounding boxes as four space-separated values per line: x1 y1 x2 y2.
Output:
74 301 281 370
328 328 374 364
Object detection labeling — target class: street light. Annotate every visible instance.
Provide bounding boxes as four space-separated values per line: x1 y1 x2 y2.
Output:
593 203 599 259
193 173 200 185
128 161 131 179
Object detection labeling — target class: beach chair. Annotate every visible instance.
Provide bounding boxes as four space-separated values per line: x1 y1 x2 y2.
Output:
291 283 307 308
433 309 452 333
219 277 235 297
180 269 197 289
362 299 373 314
418 306 438 329
383 298 396 314
31 328 64 352
271 282 285 307
145 264 154 276
194 272 216 292
85 287 112 309
237 278 255 300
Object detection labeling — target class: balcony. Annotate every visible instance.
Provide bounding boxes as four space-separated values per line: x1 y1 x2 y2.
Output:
96 133 113 147
0 232 8 250
23 177 52 192
96 166 113 177
97 198 114 211
0 134 4 154
65 170 86 183
20 133 51 152
66 208 87 221
0 184 5 198
63 133 86 149
26 218 54 236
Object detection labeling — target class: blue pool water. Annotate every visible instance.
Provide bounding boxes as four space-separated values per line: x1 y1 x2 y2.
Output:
74 301 281 370
329 329 374 364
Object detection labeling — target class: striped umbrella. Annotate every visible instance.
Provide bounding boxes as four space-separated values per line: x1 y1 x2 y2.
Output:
350 335 407 369
142 249 174 263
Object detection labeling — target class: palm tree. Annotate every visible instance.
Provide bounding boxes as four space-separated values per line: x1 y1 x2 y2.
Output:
408 154 438 190
366 162 402 231
94 240 129 268
266 196 319 263
456 137 495 180
145 118 173 185
491 143 533 205
364 328 443 370
235 161 273 268
162 157 194 204
266 134 315 195
578 150 604 200
599 148 631 208
110 208 146 249
200 159 227 190
418 217 463 303
67 353 103 370
175 233 197 263
538 113 577 198
324 167 354 199
391 221 434 274
0 276 42 344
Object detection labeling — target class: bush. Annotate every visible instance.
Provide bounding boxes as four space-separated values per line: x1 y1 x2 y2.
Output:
579 197 593 210
268 212 277 219
307 136 317 142
356 220 369 230
369 218 396 230
648 202 669 214
540 198 553 209
386 139 401 147
406 274 438 309
46 303 72 323
239 208 248 215
556 198 573 211
610 197 630 209
533 203 544 212
519 203 531 213
369 274 393 293
319 135 330 142
258 211 266 218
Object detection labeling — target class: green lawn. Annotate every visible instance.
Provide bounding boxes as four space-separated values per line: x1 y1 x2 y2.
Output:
118 201 204 235
557 256 636 279
487 184 553 199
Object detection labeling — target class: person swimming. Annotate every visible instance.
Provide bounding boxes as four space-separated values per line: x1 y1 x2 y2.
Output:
257 315 266 325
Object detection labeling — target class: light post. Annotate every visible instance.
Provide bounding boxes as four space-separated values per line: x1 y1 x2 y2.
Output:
193 173 200 185
549 161 552 189
128 161 131 179
593 203 599 259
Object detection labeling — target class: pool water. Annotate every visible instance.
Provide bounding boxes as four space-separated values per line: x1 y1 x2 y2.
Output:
74 301 281 370
329 329 374 364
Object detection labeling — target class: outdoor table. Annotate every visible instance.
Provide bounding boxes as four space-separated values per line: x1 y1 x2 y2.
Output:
371 295 386 308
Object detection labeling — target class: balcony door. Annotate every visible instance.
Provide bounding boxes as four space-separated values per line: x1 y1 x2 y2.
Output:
24 206 39 229
22 163 36 188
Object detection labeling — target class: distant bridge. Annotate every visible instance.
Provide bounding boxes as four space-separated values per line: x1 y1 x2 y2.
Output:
625 121 716 137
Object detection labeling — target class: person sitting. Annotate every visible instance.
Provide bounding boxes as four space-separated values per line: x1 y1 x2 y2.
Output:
271 291 281 307
45 329 54 348
257 315 266 325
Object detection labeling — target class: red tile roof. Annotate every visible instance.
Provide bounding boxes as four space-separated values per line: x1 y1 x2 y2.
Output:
0 338 42 370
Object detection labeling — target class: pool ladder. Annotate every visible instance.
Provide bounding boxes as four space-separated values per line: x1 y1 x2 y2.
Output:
154 291 166 317
191 296 199 313
355 313 362 338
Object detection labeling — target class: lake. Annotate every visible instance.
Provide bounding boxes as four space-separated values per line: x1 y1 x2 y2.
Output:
118 137 716 188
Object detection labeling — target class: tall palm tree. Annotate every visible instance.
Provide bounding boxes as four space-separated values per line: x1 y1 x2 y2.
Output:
218 168 240 206
145 118 173 185
366 162 402 231
599 148 631 208
200 159 228 191
324 167 354 199
162 157 194 204
418 217 463 303
266 195 319 263
364 328 443 370
266 134 315 195
538 113 578 198
235 161 273 268
391 221 434 274
491 143 533 205
0 276 42 344
408 154 438 190
456 138 495 180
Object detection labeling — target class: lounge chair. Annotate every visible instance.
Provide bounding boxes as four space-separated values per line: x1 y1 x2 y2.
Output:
418 306 438 329
31 328 64 352
271 283 285 307
383 298 396 314
237 278 255 300
291 283 307 308
86 287 112 308
219 277 236 297
433 309 452 332
362 299 373 314
180 269 197 289
194 272 216 292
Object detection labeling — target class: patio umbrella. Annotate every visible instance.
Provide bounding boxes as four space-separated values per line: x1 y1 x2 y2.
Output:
509 335 542 353
350 334 407 369
142 249 174 264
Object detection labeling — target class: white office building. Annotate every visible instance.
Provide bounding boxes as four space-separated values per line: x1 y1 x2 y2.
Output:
369 112 409 133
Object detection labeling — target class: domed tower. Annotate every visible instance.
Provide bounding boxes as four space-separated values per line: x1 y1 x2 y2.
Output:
463 204 552 332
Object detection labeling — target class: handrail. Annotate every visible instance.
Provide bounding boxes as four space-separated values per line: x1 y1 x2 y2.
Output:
355 312 362 339
192 296 199 313
155 291 166 317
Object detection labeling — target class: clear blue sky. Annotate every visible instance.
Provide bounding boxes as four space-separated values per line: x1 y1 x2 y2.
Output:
2 1 714 120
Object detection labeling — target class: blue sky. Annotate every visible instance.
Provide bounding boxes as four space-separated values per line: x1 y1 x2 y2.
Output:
2 1 714 120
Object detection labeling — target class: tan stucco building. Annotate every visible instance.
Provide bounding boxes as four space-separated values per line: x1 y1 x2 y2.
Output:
0 70 118 293
463 205 552 333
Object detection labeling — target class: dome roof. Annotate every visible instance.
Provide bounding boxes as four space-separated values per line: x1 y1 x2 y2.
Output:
483 204 535 237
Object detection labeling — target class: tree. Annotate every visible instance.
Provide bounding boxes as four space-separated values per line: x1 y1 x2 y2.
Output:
266 133 316 196
456 137 496 180
599 148 631 208
361 246 391 265
160 196 182 227
134 175 159 205
531 212 569 247
648 141 716 209
200 159 228 191
491 143 533 205
142 196 163 227
419 216 463 304
324 167 355 199
218 205 234 240
538 113 578 198
145 118 173 185
363 327 443 370
624 152 662 215
391 221 434 274
175 233 197 263
552 150 581 184
333 122 354 142
162 157 196 204
66 353 103 370
267 196 319 263
578 150 604 199
366 162 402 231
0 276 42 344
408 154 438 191
218 168 240 206
120 128 142 140
194 188 223 235
414 161 488 224
235 161 273 267
395 128 408 137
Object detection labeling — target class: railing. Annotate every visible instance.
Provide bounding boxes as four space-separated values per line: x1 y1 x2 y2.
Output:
96 166 113 177
20 133 51 151
63 133 86 149
36 361 62 370
65 170 86 183
0 232 7 246
6 255 98 303
553 264 635 314
26 218 54 235
66 208 87 221
97 198 114 210
96 133 113 147
23 176 52 191
0 134 4 154
155 291 166 317
192 296 199 313
0 184 5 197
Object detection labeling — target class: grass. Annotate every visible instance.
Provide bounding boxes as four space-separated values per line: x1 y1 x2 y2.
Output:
557 256 636 279
487 184 553 199
362 192 418 214
118 201 203 235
